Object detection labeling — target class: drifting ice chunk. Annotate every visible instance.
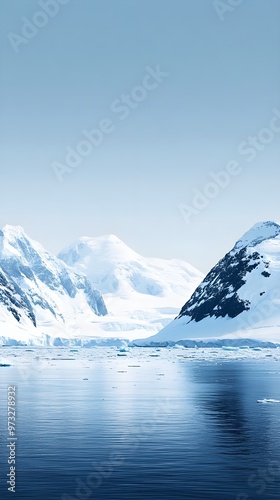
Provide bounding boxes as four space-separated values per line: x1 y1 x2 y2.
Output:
257 399 280 404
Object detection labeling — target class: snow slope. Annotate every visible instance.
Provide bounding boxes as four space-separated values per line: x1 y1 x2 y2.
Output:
0 226 107 345
58 234 204 341
137 221 280 346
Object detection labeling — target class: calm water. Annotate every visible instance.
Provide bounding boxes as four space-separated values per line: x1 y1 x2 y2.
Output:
1 347 280 500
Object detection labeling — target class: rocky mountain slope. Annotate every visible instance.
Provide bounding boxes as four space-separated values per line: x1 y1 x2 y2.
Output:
137 221 280 346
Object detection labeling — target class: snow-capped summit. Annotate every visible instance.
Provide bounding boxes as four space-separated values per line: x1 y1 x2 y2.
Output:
234 221 280 250
0 225 55 268
58 234 141 293
58 235 204 340
1 224 26 236
138 221 280 346
0 226 107 344
61 234 137 265
58 234 202 297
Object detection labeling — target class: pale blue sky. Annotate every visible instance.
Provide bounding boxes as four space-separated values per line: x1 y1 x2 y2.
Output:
1 0 279 272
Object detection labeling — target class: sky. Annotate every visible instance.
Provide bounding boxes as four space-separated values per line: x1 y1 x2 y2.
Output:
1 0 280 273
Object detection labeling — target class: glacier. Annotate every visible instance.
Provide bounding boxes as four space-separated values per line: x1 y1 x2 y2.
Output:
58 234 204 342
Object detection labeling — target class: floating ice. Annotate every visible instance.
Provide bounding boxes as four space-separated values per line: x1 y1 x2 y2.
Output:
257 399 280 404
222 347 239 351
119 347 129 353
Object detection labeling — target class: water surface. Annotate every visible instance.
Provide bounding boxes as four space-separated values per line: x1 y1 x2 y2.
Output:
0 347 280 499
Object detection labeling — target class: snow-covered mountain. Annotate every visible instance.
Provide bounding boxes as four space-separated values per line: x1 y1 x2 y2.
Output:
0 227 203 345
137 221 280 346
58 234 204 341
0 226 107 345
